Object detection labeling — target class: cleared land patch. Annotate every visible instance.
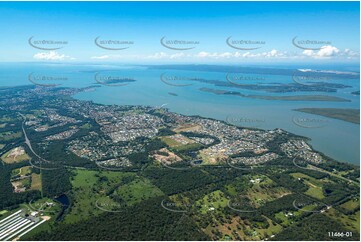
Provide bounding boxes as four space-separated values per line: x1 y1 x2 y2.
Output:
31 173 42 191
1 146 30 164
340 199 359 212
196 190 229 214
290 173 327 200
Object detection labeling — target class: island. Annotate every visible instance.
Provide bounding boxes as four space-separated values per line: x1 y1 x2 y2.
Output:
294 108 360 124
200 87 351 102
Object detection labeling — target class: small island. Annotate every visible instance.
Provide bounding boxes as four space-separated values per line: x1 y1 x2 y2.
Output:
200 87 351 102
294 108 360 124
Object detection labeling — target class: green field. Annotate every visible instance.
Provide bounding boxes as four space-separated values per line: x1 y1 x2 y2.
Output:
28 197 60 214
290 173 326 200
274 205 314 228
225 184 238 196
290 173 325 186
0 210 8 215
161 136 182 147
19 166 32 176
0 131 22 141
31 173 42 191
114 177 164 205
196 190 229 214
275 211 293 226
253 217 283 240
11 166 32 179
64 169 135 223
305 186 325 200
246 176 290 208
173 142 203 151
80 123 92 129
161 136 203 151
340 199 360 212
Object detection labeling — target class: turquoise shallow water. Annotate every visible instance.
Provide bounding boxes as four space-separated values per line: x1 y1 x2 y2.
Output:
0 63 359 165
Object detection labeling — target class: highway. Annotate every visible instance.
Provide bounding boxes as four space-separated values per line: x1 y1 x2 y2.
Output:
19 113 58 171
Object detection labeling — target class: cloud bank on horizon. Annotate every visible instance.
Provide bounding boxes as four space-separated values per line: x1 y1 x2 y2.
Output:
0 1 359 63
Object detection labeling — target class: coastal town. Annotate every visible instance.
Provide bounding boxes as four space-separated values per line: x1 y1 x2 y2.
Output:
0 85 359 242
0 85 327 169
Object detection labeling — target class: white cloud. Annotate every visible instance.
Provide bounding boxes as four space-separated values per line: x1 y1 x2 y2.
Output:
301 45 358 59
170 52 186 59
90 54 143 60
302 49 314 57
231 50 287 58
193 50 286 59
86 47 359 62
195 52 216 58
343 49 359 59
219 52 233 58
147 52 168 59
145 52 190 59
317 45 339 57
91 55 110 60
196 52 208 58
265 49 280 57
33 51 74 60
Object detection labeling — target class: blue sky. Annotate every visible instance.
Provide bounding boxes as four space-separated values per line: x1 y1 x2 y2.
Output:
0 1 359 64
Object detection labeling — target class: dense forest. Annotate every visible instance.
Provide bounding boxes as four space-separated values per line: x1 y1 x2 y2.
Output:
42 167 72 197
143 166 216 195
274 213 359 241
29 197 210 241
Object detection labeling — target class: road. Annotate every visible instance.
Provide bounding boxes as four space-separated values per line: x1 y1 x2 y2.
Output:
19 113 58 172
